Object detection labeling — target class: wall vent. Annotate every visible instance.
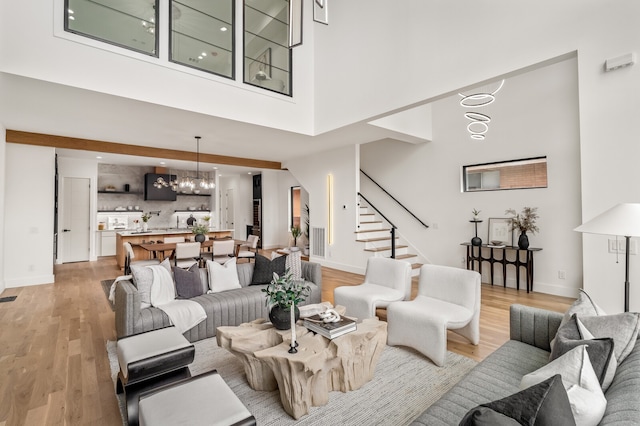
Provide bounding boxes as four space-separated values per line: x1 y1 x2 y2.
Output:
312 227 326 257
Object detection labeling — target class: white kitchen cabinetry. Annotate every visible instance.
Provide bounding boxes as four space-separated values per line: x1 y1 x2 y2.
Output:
101 231 116 256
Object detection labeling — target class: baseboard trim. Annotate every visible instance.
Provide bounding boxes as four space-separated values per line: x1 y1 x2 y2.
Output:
5 274 55 288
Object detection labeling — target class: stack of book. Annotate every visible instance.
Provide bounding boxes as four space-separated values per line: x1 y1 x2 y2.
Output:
303 314 357 339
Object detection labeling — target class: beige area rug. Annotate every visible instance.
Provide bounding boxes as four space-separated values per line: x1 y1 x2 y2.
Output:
107 337 476 425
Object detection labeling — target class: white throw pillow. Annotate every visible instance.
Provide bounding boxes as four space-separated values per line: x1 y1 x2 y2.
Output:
207 258 241 293
521 345 607 426
131 258 172 308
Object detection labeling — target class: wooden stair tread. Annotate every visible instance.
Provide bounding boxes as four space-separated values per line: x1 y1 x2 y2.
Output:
364 245 408 252
411 263 423 269
354 229 391 234
359 213 375 217
394 254 417 260
358 220 383 224
356 237 398 243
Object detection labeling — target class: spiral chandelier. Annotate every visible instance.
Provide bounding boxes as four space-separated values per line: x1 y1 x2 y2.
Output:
459 80 505 141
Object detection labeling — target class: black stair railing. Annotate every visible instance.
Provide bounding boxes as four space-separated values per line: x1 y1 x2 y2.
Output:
360 169 429 229
358 192 397 259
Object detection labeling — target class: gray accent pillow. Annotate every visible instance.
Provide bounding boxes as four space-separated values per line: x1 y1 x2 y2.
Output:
173 264 203 299
250 254 286 285
460 374 575 426
131 258 172 307
579 312 640 364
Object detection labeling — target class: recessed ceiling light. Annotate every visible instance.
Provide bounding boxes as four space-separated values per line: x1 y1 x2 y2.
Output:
213 167 218 170
201 52 207 57
69 15 75 20
220 27 227 32
160 161 166 165
248 172 252 175
68 9 74 14
96 156 102 159
198 56 203 60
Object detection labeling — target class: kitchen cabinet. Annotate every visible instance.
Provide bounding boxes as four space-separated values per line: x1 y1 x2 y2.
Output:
101 231 116 256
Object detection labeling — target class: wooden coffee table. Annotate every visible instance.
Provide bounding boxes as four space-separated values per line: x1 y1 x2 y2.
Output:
216 317 387 419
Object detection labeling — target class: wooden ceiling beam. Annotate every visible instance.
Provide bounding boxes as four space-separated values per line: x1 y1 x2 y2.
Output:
5 130 282 170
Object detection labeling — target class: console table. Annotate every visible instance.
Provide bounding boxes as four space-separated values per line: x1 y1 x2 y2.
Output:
461 243 542 293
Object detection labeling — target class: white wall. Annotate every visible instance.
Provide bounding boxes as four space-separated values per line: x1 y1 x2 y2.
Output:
218 174 252 238
0 124 6 293
0 0 315 135
57 157 98 261
361 58 582 298
285 145 369 273
4 144 55 287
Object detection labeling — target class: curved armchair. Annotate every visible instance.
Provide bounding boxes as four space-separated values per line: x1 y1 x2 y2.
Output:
333 257 412 321
387 264 481 366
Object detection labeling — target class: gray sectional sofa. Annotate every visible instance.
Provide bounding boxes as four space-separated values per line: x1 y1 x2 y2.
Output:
412 304 640 425
115 260 322 342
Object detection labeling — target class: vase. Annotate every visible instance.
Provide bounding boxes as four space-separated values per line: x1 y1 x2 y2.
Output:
269 305 300 330
194 233 206 243
142 222 148 232
518 231 529 250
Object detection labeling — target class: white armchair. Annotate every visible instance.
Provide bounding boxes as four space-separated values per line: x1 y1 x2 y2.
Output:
387 264 481 366
333 257 412 321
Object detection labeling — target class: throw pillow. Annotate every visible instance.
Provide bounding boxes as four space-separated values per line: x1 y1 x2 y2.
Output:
551 314 616 390
460 374 575 426
521 345 607 426
173 264 204 299
578 312 640 365
251 254 286 285
207 258 241 293
131 258 172 308
552 289 606 351
271 251 303 281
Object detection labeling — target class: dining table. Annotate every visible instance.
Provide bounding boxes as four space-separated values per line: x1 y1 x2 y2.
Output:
134 238 249 262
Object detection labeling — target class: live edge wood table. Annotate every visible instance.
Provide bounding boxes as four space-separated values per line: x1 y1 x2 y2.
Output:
217 318 387 420
461 243 542 293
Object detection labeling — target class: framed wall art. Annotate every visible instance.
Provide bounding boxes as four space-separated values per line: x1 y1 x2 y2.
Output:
313 0 328 25
488 218 513 246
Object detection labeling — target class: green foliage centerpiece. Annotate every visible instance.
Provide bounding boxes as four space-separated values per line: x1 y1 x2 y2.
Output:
505 207 539 249
262 269 310 353
191 223 208 243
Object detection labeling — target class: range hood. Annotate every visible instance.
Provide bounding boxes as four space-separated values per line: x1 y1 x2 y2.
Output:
144 173 177 201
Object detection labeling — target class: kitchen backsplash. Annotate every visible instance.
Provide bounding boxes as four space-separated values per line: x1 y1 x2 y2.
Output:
98 164 216 229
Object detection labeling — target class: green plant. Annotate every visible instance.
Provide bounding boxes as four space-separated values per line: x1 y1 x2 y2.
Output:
203 215 211 222
472 208 481 219
141 213 151 222
191 223 209 235
505 207 539 234
291 225 302 246
262 269 310 309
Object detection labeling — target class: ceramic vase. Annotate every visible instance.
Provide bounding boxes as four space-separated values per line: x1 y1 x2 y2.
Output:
195 233 206 243
143 222 148 232
269 305 300 330
518 231 529 249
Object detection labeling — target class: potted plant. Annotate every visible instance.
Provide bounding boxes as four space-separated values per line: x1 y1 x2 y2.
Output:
290 225 302 251
192 223 209 243
141 213 151 231
262 269 310 330
505 207 539 249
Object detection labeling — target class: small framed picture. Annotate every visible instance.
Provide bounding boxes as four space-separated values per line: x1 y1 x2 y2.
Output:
488 218 513 246
313 0 328 25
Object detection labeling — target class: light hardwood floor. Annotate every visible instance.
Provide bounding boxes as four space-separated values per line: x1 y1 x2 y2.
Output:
0 256 574 425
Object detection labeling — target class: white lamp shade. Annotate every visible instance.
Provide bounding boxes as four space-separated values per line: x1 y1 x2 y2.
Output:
575 203 640 237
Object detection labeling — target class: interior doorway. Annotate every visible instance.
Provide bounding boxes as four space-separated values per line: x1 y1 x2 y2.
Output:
60 177 91 263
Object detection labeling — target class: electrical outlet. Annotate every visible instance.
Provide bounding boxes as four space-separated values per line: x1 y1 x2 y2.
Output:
609 239 620 253
558 270 566 280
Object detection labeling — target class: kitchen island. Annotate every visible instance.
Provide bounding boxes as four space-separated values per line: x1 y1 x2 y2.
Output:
115 229 233 269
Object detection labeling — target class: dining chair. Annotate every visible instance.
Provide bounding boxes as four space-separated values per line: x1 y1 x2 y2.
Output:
174 242 201 269
237 235 259 262
123 242 159 274
203 239 235 264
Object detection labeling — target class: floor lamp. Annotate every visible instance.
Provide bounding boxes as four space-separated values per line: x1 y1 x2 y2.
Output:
575 203 640 312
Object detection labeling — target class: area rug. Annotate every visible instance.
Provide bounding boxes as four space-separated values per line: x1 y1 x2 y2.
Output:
107 338 476 425
101 280 115 311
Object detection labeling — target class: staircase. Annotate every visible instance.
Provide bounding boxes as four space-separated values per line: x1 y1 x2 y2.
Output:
356 204 423 276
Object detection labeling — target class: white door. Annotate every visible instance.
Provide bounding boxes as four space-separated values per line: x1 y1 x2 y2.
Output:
225 188 234 230
61 177 91 263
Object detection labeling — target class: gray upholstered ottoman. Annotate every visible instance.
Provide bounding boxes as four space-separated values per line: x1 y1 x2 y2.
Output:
138 370 256 426
116 326 195 426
